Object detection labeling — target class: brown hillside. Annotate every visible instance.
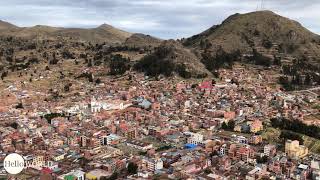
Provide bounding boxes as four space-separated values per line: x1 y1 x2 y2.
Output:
135 40 210 78
184 11 320 62
124 33 162 48
0 20 18 30
0 23 132 44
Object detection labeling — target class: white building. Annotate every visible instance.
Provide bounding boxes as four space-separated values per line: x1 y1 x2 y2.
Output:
187 132 203 145
126 140 153 151
100 134 121 145
220 144 228 156
264 144 276 157
90 97 132 113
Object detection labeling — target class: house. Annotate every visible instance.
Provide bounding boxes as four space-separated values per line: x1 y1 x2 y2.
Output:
186 132 203 145
264 144 276 157
100 134 122 145
249 120 263 133
126 140 153 151
86 169 112 180
285 140 308 158
249 135 263 145
53 152 66 162
142 157 163 172
58 170 85 180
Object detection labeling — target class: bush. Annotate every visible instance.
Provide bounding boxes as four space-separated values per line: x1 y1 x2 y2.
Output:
109 54 130 75
250 49 272 67
271 117 320 139
134 54 175 77
127 162 138 175
201 48 241 71
262 39 273 49
280 130 304 144
62 49 75 59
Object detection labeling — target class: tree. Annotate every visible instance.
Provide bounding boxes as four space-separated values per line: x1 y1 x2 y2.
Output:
62 49 75 59
279 76 294 91
95 78 102 84
109 54 130 75
15 102 24 109
227 120 235 130
221 120 235 131
273 55 281 66
262 39 273 49
204 168 212 174
221 122 228 130
9 122 19 129
280 130 304 144
87 59 93 67
256 155 268 164
304 74 312 86
88 74 94 82
250 49 272 67
1 71 8 80
127 162 138 175
64 83 72 92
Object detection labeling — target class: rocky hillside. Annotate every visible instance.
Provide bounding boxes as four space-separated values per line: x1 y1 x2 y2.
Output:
134 40 210 78
0 11 319 84
182 11 320 89
184 11 320 62
0 20 17 30
0 22 132 45
124 33 162 49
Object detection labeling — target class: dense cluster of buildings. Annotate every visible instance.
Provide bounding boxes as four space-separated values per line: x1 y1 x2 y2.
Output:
0 64 319 179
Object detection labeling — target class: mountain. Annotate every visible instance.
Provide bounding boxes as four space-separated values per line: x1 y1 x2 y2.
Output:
0 22 132 44
0 20 17 30
124 33 162 48
184 11 320 62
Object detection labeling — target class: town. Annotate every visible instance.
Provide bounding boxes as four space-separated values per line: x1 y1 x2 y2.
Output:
0 61 319 179
0 1 320 179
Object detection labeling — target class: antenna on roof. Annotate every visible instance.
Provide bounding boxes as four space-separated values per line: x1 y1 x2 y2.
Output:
261 0 265 10
256 0 265 11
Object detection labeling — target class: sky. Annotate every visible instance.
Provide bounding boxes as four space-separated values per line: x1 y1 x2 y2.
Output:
0 0 319 39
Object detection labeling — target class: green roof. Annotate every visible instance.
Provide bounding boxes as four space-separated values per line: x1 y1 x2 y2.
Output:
64 175 76 180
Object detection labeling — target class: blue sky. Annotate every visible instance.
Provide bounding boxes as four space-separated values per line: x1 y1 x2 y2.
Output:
0 0 319 39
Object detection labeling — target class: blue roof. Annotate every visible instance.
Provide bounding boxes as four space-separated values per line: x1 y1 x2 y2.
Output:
184 143 197 149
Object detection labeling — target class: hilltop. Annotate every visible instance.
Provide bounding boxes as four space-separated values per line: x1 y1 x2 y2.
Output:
0 11 319 85
0 22 132 44
184 11 320 61
0 20 17 30
124 33 162 48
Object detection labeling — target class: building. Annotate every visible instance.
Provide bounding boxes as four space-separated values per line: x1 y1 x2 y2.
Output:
285 140 308 158
264 144 276 157
142 158 163 172
101 134 121 145
249 120 263 133
58 170 85 180
187 133 203 145
126 140 153 151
